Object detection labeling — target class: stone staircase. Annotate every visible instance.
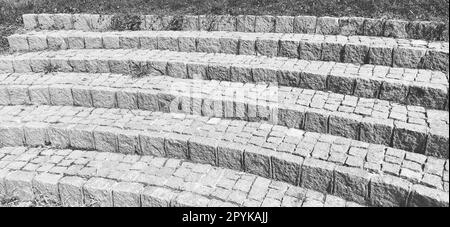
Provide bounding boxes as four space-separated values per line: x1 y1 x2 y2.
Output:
0 13 448 207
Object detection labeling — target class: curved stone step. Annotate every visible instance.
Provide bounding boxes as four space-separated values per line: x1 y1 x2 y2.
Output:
0 49 448 110
0 146 365 207
7 30 449 71
0 73 448 158
0 105 448 207
22 14 449 41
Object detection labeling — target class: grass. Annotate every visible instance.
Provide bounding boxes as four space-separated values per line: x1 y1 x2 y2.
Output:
0 0 449 52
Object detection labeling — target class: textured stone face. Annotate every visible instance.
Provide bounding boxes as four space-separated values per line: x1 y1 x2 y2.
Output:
334 166 371 205
301 158 335 193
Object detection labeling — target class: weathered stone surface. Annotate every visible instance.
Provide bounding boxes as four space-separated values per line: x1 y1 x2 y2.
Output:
5 171 36 201
32 172 63 203
301 158 335 193
189 137 218 165
329 112 362 140
339 17 365 36
244 146 273 178
112 182 144 207
139 131 166 157
384 20 408 38
271 152 303 185
217 141 244 171
360 117 393 146
393 47 427 68
59 176 86 207
141 186 177 207
408 184 449 207
304 109 329 134
370 175 411 207
420 50 449 72
293 16 317 33
83 177 115 207
392 122 427 154
334 166 371 204
164 133 190 159
315 17 340 35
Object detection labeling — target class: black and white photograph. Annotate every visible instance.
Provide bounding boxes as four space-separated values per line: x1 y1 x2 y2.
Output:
0 0 448 214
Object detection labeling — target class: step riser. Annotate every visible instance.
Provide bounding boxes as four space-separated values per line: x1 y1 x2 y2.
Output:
22 14 449 41
0 51 448 110
8 32 449 71
0 75 448 158
0 146 364 207
0 105 448 206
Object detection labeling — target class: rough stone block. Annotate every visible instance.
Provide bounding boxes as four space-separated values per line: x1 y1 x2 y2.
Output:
59 176 86 207
72 85 93 107
384 19 408 38
272 152 303 185
315 17 340 35
299 41 322 60
83 177 115 207
236 15 255 32
23 122 49 147
392 47 426 68
0 122 24 147
139 131 166 157
112 182 144 207
363 18 385 36
49 84 73 106
339 17 365 35
164 133 189 160
275 16 294 33
334 166 371 204
188 137 218 165
293 16 317 33
408 184 449 207
32 172 62 204
69 124 96 150
5 171 36 201
217 141 244 171
254 15 275 33
91 87 117 108
329 112 362 140
343 43 369 64
360 117 393 146
304 109 329 134
93 126 118 153
244 146 273 178
392 122 427 154
370 175 411 207
47 124 71 148
301 158 335 193
368 45 393 66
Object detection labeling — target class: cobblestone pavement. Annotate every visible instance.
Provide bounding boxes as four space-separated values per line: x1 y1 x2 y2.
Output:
1 49 448 110
8 30 449 71
0 105 448 206
0 146 366 207
0 12 448 207
0 73 448 158
21 14 449 41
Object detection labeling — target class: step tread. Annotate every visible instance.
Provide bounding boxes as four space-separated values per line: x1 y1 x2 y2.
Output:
21 13 449 42
8 30 449 71
0 105 448 201
0 146 362 207
0 72 448 158
0 49 448 110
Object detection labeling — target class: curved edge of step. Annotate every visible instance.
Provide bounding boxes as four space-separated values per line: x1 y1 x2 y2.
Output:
0 146 365 207
0 105 448 206
0 49 448 110
21 13 449 42
6 30 449 72
0 72 448 158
